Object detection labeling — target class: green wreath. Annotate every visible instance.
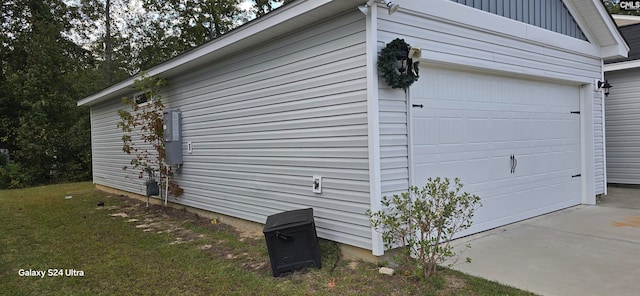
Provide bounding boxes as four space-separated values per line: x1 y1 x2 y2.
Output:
378 38 419 90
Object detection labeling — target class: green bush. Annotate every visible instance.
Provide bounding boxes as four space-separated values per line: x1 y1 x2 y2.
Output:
0 162 34 189
367 177 482 279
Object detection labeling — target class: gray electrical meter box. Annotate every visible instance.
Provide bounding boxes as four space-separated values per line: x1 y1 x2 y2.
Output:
163 110 183 165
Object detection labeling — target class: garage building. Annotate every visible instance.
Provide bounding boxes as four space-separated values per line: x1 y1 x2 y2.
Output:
78 0 628 257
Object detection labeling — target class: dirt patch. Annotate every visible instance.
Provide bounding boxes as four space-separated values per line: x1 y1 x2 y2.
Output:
239 231 263 241
100 194 238 243
96 193 273 274
442 274 468 293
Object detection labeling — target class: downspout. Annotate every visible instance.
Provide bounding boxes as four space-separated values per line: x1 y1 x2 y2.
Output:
601 59 608 195
90 107 97 184
165 172 169 206
365 2 384 256
580 84 597 205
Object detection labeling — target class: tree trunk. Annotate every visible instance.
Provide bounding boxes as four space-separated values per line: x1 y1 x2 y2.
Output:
105 0 112 84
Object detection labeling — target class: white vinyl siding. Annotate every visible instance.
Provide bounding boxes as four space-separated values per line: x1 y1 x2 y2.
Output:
605 68 640 184
378 87 409 197
90 99 149 195
89 11 371 249
376 3 604 198
594 89 606 193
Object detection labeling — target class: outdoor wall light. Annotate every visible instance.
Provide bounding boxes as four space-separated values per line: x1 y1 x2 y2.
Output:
380 0 400 14
396 47 409 74
358 0 400 15
598 80 612 96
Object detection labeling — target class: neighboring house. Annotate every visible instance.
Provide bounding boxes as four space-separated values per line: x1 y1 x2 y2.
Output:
610 14 640 27
605 16 640 185
78 0 627 258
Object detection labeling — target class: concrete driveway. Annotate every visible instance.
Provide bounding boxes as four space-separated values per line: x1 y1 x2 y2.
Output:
447 186 640 296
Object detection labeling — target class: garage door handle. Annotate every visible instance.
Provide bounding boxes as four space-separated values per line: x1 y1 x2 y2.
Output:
510 155 513 173
572 174 581 178
510 155 518 174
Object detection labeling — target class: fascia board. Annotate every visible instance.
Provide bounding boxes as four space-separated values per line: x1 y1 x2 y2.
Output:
604 59 640 72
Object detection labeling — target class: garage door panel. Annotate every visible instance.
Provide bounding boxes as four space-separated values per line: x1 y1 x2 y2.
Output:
467 181 578 233
490 119 515 142
511 172 575 193
411 66 581 236
413 162 480 185
413 159 512 192
467 120 492 142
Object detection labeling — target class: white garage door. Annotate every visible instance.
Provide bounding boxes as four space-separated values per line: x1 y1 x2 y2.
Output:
411 67 582 235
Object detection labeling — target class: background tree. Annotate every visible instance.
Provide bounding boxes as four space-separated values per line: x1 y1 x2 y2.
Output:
0 0 96 187
252 0 294 17
0 0 27 159
74 0 135 83
74 0 292 75
140 0 243 58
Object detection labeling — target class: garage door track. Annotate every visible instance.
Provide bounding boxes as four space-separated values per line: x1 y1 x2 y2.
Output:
448 187 640 296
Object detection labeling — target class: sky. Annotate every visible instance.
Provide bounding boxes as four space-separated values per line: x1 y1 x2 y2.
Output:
239 0 254 11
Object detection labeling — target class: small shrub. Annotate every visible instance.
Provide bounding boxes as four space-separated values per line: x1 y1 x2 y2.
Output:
367 177 481 279
0 162 33 189
117 73 183 198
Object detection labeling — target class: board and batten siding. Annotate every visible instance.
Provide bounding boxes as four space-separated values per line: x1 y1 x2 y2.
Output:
89 11 372 249
375 2 605 195
605 68 640 184
449 0 587 41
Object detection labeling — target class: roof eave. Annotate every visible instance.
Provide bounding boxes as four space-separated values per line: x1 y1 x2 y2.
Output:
604 59 640 72
590 0 629 59
612 14 640 26
601 43 630 60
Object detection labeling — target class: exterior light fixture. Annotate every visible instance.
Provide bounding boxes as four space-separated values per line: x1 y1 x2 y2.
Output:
380 0 400 14
359 0 400 15
396 47 409 75
598 80 612 96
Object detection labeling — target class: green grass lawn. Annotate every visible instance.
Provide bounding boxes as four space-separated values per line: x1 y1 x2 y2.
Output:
0 182 537 295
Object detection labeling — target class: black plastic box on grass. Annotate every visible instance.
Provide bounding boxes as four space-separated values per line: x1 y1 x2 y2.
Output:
263 208 321 277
